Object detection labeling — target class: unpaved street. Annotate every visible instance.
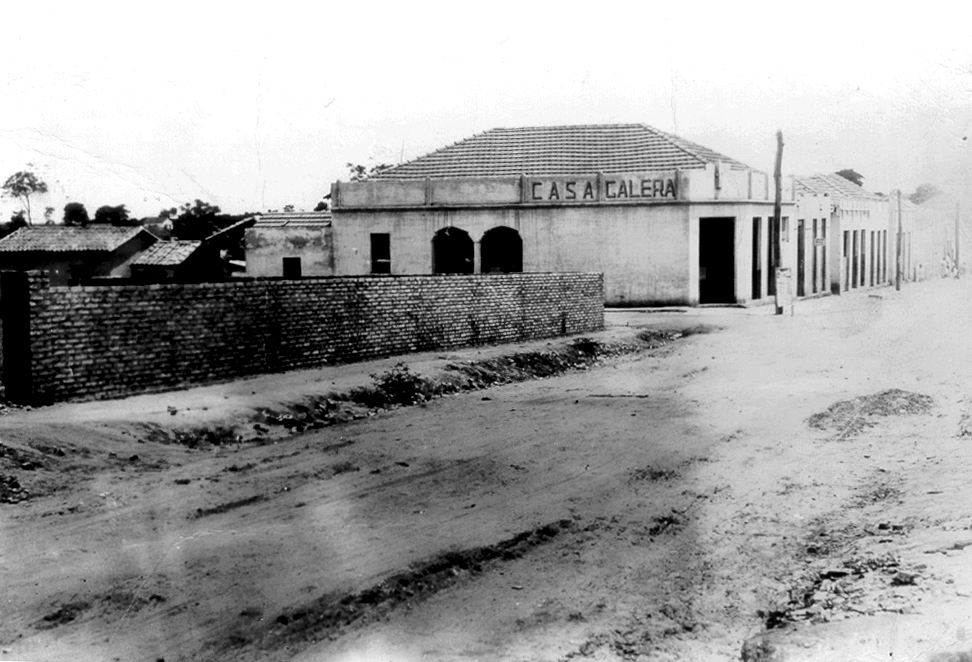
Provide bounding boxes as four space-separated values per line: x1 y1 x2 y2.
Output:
4 280 972 661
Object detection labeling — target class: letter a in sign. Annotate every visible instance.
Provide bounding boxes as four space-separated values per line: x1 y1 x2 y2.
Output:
549 183 560 200
583 182 595 199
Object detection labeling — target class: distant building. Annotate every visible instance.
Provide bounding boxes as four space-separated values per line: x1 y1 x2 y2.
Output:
244 212 332 278
912 193 965 279
246 125 798 306
129 240 216 282
794 173 947 293
0 225 158 285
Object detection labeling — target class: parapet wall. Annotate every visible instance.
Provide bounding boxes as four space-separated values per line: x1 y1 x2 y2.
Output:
2 272 603 404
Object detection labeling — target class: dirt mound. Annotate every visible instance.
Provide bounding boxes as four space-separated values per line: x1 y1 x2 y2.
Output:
157 328 708 449
808 389 934 439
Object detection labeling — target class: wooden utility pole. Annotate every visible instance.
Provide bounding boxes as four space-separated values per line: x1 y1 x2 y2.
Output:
896 190 902 291
773 130 784 315
956 202 961 279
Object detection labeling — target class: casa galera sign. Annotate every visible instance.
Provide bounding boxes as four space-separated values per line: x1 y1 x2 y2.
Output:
523 173 679 204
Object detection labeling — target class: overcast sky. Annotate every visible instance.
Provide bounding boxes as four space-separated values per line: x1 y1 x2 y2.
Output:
3 2 972 220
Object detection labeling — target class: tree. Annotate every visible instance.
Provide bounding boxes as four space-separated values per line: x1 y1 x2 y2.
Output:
44 207 55 224
909 183 941 205
63 202 90 227
346 162 392 181
93 204 132 226
1 170 48 225
835 169 864 187
0 212 28 240
314 192 332 212
283 204 295 213
172 199 222 240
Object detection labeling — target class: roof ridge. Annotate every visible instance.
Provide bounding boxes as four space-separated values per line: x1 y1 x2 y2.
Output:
373 124 751 180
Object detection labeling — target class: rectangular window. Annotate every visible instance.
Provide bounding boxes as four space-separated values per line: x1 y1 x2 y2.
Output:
282 257 301 279
371 233 391 274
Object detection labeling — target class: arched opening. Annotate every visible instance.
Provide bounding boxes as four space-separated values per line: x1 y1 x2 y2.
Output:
432 227 473 274
480 226 523 273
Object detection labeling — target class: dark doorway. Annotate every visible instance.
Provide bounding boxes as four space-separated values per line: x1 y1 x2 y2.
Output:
282 257 302 279
767 217 777 297
812 219 819 294
370 233 391 274
432 227 473 274
699 217 735 304
751 217 761 300
481 226 523 273
843 230 850 291
0 272 31 404
859 230 866 287
797 219 806 297
851 231 858 288
869 231 875 286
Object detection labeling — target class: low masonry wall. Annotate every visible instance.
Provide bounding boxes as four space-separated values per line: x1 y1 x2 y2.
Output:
0 271 603 404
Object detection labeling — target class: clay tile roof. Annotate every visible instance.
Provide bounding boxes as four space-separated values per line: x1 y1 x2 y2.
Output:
252 211 332 228
131 240 202 266
795 173 883 200
372 124 752 179
0 226 150 253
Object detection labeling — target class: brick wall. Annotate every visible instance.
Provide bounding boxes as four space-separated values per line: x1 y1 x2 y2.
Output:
8 272 603 403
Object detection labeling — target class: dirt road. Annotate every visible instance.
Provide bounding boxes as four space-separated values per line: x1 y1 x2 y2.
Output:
4 280 972 661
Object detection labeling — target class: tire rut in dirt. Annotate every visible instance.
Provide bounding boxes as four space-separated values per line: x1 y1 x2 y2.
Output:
212 519 574 657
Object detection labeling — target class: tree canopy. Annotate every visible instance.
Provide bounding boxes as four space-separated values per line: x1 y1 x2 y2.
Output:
835 169 864 187
0 212 28 240
63 202 90 227
171 199 222 240
346 163 393 182
1 170 48 225
909 183 941 205
93 204 135 226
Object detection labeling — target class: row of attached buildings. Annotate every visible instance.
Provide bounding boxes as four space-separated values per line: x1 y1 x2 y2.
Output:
0 124 959 306
245 124 962 306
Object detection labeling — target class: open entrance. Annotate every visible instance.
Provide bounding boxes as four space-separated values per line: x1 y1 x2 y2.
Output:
797 219 806 297
699 217 735 304
751 217 761 300
481 226 523 273
432 227 473 274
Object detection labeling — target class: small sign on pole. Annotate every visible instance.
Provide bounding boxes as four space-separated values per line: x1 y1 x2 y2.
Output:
814 238 825 247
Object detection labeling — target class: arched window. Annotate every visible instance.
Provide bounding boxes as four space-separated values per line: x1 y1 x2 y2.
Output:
432 227 473 274
480 226 523 273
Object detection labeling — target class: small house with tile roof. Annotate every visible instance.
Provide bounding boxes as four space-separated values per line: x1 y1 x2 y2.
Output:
325 124 797 306
0 225 157 285
244 211 333 278
129 240 216 282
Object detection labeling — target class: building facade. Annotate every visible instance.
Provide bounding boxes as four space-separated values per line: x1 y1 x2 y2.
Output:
245 212 333 278
315 124 797 306
794 174 956 295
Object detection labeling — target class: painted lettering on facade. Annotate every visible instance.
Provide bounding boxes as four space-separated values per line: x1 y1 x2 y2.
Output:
525 173 678 204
